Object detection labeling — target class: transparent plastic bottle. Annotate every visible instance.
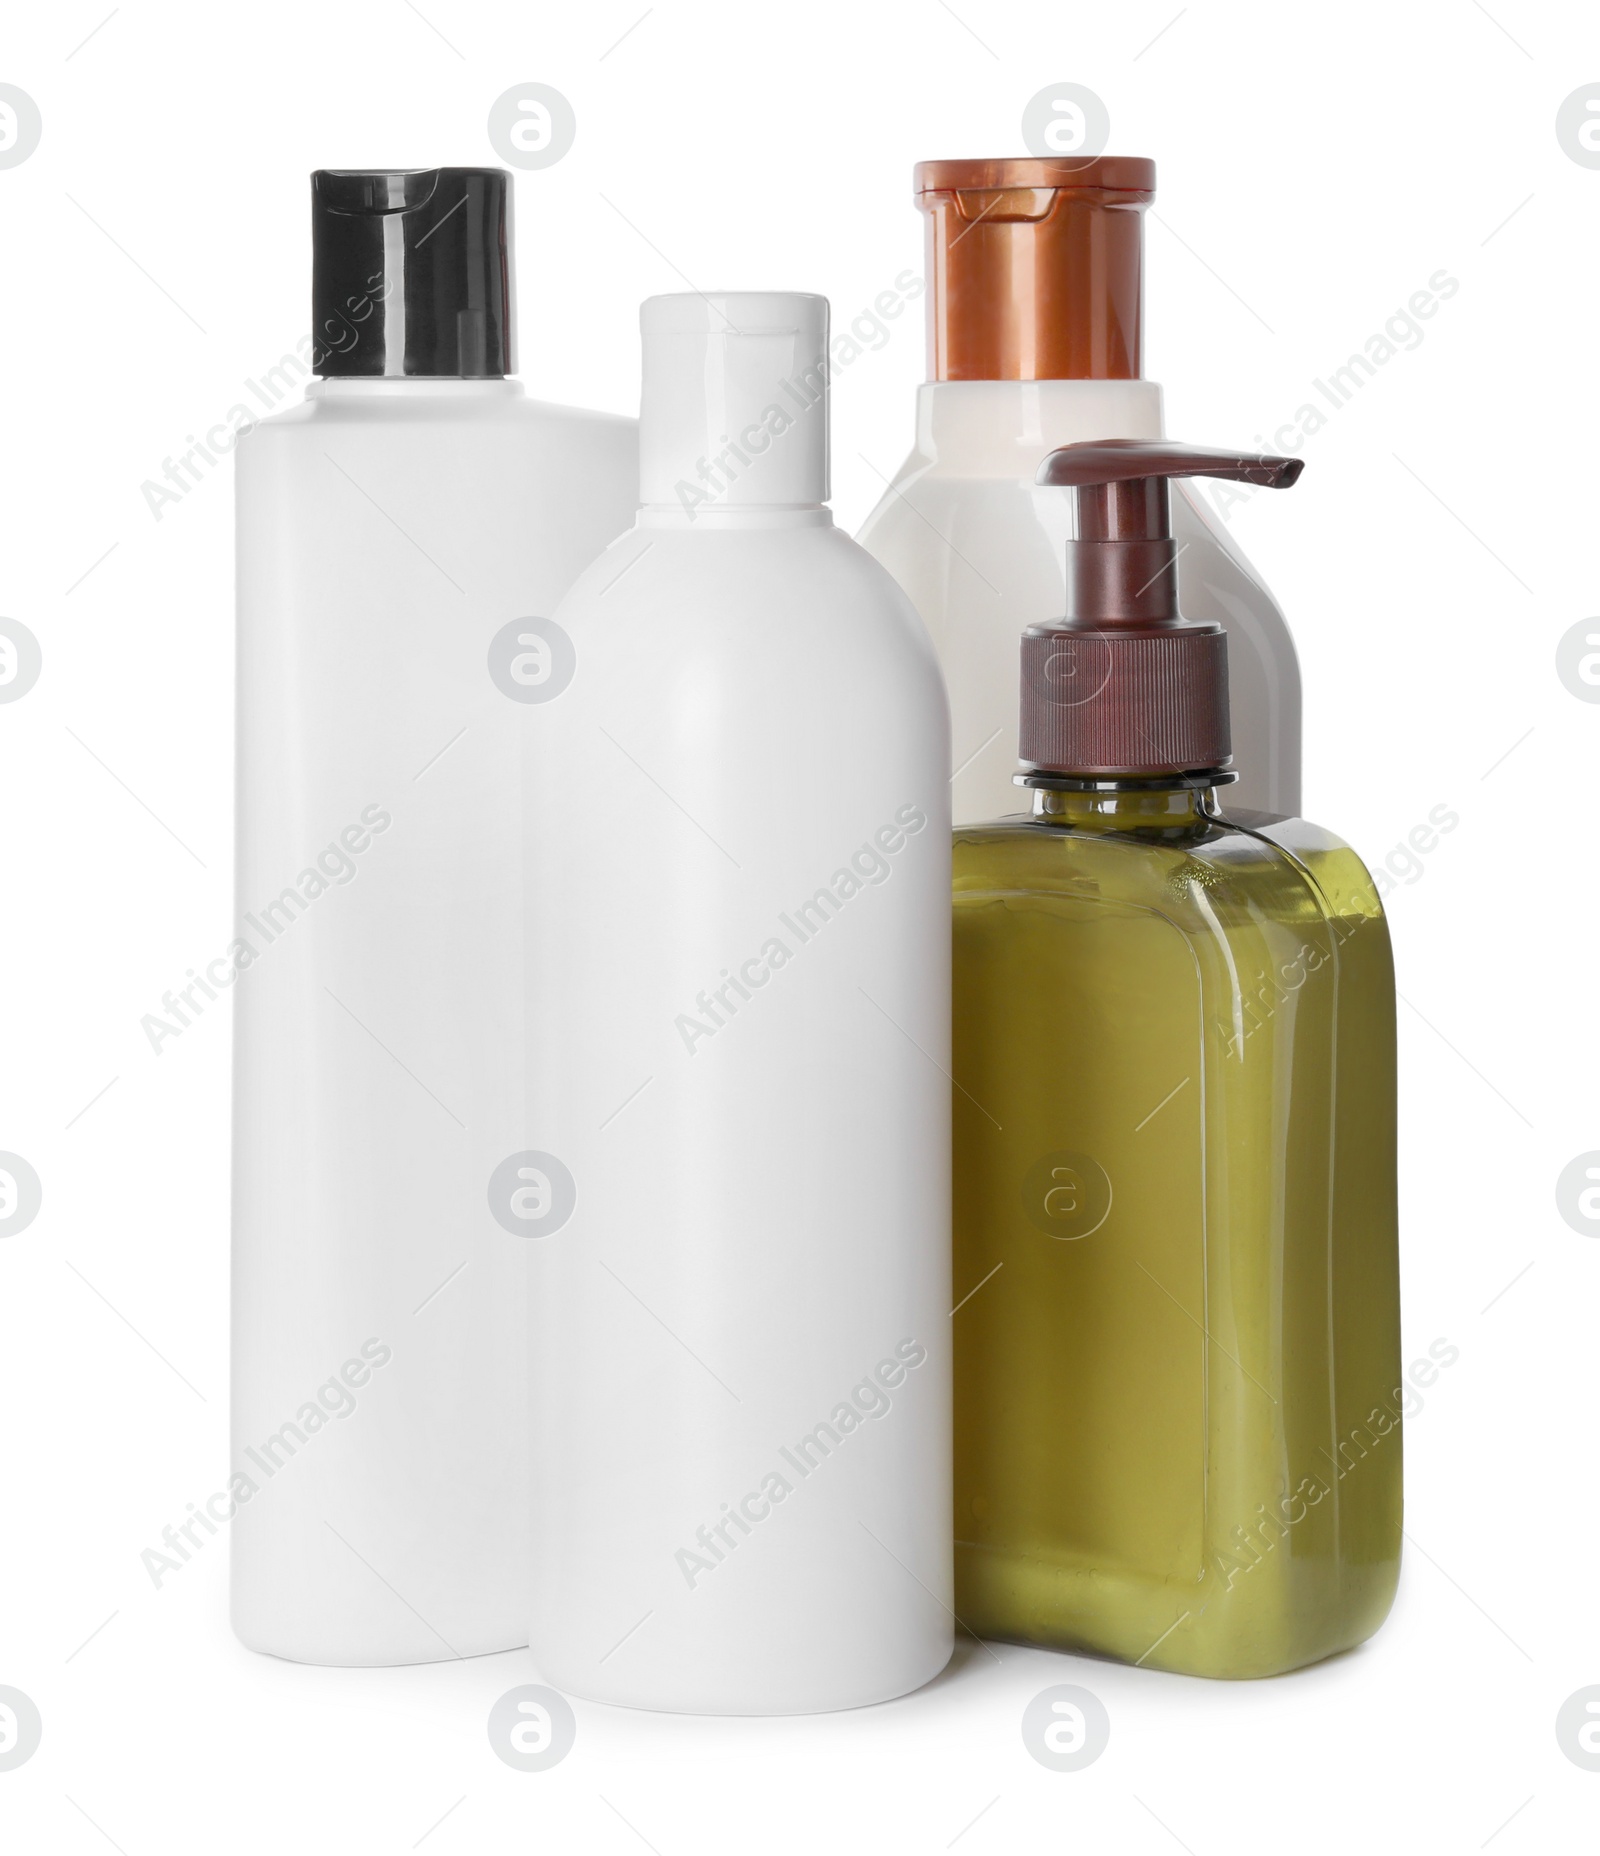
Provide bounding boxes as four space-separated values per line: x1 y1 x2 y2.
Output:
951 442 1400 1677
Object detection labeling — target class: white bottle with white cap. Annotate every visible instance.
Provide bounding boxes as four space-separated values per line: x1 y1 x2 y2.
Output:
525 292 953 1714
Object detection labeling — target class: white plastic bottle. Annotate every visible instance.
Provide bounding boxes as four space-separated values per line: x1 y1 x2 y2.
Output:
231 168 637 1665
858 157 1300 826
526 292 953 1714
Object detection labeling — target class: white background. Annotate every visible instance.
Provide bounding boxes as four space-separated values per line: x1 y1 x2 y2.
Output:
1 0 1595 1849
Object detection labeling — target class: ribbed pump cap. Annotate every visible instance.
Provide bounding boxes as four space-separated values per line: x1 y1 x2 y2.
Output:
639 293 830 514
311 168 514 378
1021 441 1303 778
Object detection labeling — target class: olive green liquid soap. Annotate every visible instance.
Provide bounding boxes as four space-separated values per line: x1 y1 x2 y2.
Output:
952 442 1401 1678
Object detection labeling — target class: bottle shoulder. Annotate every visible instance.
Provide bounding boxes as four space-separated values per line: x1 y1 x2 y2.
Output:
542 524 948 758
953 811 1385 941
238 386 635 438
563 517 930 625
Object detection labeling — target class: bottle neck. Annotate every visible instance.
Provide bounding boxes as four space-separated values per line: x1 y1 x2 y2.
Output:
911 379 1164 478
307 377 522 399
1029 780 1222 835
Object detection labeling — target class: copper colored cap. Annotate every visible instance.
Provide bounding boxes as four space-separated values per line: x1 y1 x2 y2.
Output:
1022 441 1303 779
915 156 1155 382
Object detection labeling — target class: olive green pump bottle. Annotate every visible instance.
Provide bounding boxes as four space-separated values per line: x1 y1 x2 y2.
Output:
952 441 1401 1678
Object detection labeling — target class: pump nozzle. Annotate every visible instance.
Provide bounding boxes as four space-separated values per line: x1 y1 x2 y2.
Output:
1036 440 1303 491
1019 440 1303 781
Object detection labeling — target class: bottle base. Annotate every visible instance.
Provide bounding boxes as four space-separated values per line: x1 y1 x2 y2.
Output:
528 1641 954 1717
232 1616 529 1670
956 1543 1398 1681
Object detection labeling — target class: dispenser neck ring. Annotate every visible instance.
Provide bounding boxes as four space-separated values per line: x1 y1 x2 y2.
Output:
1014 768 1237 793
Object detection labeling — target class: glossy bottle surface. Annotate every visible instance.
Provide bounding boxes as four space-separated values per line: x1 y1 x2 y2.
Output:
951 786 1401 1678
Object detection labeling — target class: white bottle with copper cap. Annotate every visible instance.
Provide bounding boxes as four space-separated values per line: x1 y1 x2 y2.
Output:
526 291 952 1713
858 156 1301 827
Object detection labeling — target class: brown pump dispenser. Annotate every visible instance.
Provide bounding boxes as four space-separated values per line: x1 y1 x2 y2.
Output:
1020 441 1303 779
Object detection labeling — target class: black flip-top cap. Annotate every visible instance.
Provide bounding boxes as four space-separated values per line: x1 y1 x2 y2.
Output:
311 167 514 378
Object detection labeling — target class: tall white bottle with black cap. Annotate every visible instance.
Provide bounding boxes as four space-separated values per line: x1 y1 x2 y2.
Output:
526 293 953 1713
231 168 636 1664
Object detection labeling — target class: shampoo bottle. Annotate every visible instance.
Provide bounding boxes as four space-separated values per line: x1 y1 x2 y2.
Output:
858 158 1301 826
951 440 1400 1678
526 292 952 1713
231 168 637 1664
